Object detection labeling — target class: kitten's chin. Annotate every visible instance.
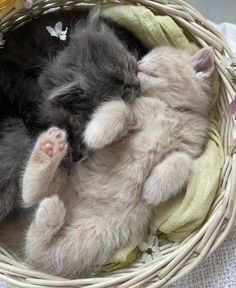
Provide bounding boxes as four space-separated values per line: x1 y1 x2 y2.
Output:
137 71 152 81
137 73 149 94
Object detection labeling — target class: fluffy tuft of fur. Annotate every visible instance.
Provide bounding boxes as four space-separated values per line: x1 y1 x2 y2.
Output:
19 46 214 277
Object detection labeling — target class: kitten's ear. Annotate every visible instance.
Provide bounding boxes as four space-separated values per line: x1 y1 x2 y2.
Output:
48 82 82 103
191 47 215 78
87 4 101 27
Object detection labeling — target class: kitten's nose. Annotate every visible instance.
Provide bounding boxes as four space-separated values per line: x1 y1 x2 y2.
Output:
136 60 144 73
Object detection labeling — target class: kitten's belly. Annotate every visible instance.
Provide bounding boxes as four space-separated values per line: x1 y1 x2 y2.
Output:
68 164 152 229
68 195 152 241
71 151 154 202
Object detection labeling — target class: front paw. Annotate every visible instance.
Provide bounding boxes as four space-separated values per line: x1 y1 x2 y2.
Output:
143 177 170 206
34 127 68 163
84 100 130 150
143 182 164 207
84 120 108 150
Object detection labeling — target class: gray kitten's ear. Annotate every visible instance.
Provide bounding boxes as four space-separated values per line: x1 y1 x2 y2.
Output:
87 4 101 26
191 47 215 77
72 4 102 37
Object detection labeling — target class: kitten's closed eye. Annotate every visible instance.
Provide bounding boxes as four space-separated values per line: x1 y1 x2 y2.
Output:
137 62 159 78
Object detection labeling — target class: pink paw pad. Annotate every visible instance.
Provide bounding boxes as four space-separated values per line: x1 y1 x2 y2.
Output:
39 127 67 158
40 142 54 157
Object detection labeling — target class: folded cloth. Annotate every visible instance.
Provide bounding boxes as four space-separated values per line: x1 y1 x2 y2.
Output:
99 4 223 270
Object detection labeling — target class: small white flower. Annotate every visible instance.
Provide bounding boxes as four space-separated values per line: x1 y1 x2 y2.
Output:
138 234 161 263
221 55 236 76
0 33 5 49
23 0 33 9
46 22 68 41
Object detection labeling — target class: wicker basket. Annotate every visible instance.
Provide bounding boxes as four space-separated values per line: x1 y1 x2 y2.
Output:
0 1 236 287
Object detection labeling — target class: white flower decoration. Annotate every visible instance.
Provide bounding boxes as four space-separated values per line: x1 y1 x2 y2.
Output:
46 22 68 41
0 33 5 49
138 234 161 263
23 0 33 9
221 54 236 77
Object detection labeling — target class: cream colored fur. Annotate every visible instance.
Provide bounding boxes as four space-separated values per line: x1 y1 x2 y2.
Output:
20 46 214 278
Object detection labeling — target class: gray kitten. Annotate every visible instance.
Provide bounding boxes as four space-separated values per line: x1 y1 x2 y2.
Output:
38 7 140 161
0 8 140 222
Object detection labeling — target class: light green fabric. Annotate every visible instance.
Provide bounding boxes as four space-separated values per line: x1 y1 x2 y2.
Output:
98 4 223 271
100 243 139 273
102 5 197 51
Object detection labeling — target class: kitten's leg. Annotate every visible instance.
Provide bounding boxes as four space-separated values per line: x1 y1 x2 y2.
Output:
143 152 192 206
22 127 68 207
25 195 67 271
27 195 66 242
84 100 133 150
26 202 117 277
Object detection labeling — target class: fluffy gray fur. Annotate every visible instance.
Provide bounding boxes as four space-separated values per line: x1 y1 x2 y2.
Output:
0 7 140 222
38 7 140 161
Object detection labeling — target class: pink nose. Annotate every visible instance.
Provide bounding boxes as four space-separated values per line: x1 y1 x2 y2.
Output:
136 60 144 73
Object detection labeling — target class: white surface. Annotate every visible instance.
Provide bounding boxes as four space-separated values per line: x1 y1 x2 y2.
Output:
0 282 8 288
214 22 236 53
169 227 236 287
1 22 236 288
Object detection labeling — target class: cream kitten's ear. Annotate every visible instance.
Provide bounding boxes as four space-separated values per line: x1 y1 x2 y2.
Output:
191 47 215 78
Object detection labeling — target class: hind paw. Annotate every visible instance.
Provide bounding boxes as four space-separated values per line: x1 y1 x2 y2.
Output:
35 195 66 228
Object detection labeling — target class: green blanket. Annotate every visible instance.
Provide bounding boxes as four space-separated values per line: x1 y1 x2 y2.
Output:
98 4 224 271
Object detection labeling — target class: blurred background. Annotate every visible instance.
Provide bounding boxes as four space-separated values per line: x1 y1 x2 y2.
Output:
187 0 236 23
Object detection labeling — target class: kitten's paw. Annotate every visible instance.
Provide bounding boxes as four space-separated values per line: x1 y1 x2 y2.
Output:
35 127 68 162
143 154 192 206
84 100 130 150
35 195 66 228
84 120 107 150
23 192 37 208
143 182 165 206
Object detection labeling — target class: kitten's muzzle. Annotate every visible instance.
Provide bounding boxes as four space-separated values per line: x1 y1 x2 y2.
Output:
137 61 154 76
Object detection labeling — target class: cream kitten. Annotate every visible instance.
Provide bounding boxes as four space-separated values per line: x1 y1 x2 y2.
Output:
22 46 214 277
